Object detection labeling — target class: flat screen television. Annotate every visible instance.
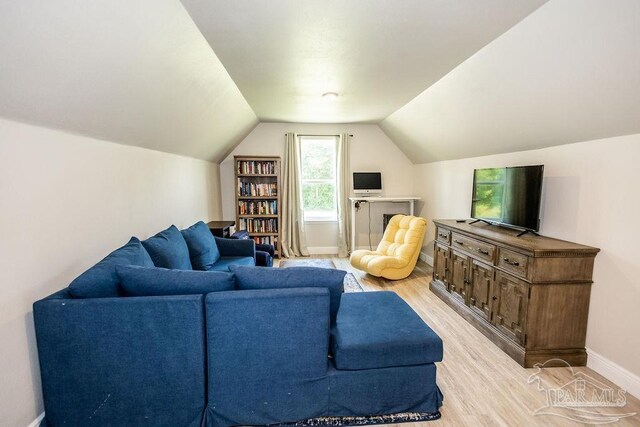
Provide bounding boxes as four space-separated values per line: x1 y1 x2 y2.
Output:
471 165 544 232
353 172 382 195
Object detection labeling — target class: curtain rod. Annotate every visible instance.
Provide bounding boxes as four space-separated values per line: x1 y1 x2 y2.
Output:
285 133 354 137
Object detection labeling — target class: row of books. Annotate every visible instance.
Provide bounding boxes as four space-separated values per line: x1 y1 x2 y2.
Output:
238 200 278 215
237 180 277 197
239 218 278 234
237 160 277 175
252 236 277 246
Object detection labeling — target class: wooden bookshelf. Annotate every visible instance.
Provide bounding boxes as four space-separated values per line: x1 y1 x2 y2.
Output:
234 155 282 257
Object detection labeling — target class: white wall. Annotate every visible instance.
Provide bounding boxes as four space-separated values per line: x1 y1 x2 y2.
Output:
413 133 640 382
220 123 415 253
0 118 221 426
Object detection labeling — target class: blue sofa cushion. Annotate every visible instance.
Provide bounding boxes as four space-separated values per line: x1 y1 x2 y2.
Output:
33 295 207 426
207 256 255 271
205 288 330 426
116 265 235 296
331 291 443 370
142 225 192 270
230 266 345 323
181 221 220 270
68 237 154 298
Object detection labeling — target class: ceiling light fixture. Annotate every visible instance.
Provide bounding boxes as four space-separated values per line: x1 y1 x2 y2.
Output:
322 92 339 100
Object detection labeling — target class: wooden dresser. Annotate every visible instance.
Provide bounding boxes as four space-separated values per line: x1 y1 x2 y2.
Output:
430 219 599 367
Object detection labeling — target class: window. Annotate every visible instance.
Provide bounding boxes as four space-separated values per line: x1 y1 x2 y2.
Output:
300 136 338 221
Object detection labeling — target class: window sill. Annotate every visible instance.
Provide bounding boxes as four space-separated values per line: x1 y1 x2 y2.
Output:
305 218 338 224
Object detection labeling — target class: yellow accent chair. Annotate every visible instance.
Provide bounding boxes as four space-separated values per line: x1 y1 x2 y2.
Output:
350 215 427 280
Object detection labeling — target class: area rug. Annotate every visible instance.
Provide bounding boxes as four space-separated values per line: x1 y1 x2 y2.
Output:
278 259 364 292
278 259 335 269
343 273 364 293
270 411 441 426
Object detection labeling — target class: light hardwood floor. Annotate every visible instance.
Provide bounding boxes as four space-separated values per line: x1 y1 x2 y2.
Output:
284 256 640 427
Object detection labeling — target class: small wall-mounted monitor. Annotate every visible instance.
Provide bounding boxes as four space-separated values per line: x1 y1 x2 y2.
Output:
353 172 382 196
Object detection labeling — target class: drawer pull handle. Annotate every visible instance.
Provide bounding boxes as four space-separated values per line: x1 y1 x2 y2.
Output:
503 257 520 266
454 239 464 245
438 233 448 238
477 248 489 255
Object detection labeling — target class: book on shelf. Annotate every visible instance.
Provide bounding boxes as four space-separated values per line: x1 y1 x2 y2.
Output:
238 218 278 234
237 160 276 175
238 200 278 215
237 180 277 197
252 235 277 246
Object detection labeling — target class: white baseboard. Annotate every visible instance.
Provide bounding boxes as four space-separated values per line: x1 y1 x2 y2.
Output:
28 412 44 427
307 246 338 255
420 251 433 266
587 348 640 399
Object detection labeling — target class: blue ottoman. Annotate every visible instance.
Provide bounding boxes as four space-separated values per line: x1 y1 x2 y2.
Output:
331 291 443 370
328 291 444 417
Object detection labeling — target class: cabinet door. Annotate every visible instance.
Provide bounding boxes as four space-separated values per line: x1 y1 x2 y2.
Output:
432 243 450 291
492 272 529 345
450 251 470 304
469 260 494 322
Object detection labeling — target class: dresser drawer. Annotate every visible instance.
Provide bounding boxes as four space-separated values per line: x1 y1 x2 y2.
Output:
436 228 451 244
451 232 496 263
498 248 529 278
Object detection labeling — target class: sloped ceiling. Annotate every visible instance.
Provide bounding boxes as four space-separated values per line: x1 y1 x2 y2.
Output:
1 0 638 165
0 0 258 163
379 0 640 164
181 0 547 124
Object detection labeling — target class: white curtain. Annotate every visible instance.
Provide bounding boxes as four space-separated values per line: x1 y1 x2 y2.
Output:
281 132 309 257
337 133 351 257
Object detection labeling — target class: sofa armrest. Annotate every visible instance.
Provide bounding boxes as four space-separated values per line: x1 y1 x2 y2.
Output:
214 236 256 258
205 288 330 426
33 295 206 426
255 250 273 267
255 243 275 257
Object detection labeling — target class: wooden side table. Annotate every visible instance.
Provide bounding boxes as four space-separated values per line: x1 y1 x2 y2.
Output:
206 221 235 238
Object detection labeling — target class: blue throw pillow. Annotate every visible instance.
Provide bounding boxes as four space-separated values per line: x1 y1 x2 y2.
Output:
142 225 192 270
117 265 235 296
69 237 154 298
229 266 345 323
181 221 220 270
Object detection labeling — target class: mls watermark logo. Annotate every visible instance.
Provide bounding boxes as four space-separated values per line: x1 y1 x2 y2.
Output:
528 359 636 424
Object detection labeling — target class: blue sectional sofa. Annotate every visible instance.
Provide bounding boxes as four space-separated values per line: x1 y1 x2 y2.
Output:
33 221 444 426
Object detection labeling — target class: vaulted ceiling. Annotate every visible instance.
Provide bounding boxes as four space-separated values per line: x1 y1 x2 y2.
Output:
181 0 547 124
1 0 639 164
